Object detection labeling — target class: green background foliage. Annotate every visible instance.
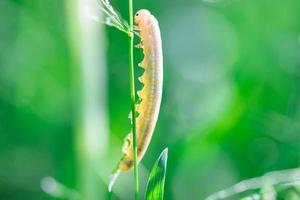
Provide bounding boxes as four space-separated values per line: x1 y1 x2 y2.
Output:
0 0 299 199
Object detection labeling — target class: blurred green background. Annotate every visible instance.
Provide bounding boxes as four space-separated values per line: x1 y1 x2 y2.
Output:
0 0 300 199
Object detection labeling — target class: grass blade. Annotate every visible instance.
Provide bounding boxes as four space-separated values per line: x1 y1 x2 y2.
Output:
145 148 168 200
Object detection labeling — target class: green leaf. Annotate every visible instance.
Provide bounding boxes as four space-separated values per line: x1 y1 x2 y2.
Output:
145 148 168 200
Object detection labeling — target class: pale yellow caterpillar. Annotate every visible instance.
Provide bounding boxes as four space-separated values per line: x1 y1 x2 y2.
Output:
109 9 163 190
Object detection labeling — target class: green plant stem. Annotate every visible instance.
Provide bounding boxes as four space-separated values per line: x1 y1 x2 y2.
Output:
128 0 139 199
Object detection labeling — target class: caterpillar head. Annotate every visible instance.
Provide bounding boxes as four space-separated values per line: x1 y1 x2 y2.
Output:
135 9 151 25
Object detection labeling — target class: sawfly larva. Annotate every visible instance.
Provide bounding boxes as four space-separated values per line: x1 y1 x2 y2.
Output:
109 9 163 190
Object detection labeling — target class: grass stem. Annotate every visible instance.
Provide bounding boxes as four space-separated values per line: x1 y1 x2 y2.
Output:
128 0 139 199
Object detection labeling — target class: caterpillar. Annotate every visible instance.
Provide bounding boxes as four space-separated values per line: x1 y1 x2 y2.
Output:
109 9 163 190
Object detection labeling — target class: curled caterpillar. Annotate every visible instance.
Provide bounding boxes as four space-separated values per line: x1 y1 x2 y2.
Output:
109 9 163 190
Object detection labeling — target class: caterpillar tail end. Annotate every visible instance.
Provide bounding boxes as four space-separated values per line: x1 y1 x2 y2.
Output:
108 169 120 192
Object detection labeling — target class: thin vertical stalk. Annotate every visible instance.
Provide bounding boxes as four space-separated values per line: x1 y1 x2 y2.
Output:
128 0 139 199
